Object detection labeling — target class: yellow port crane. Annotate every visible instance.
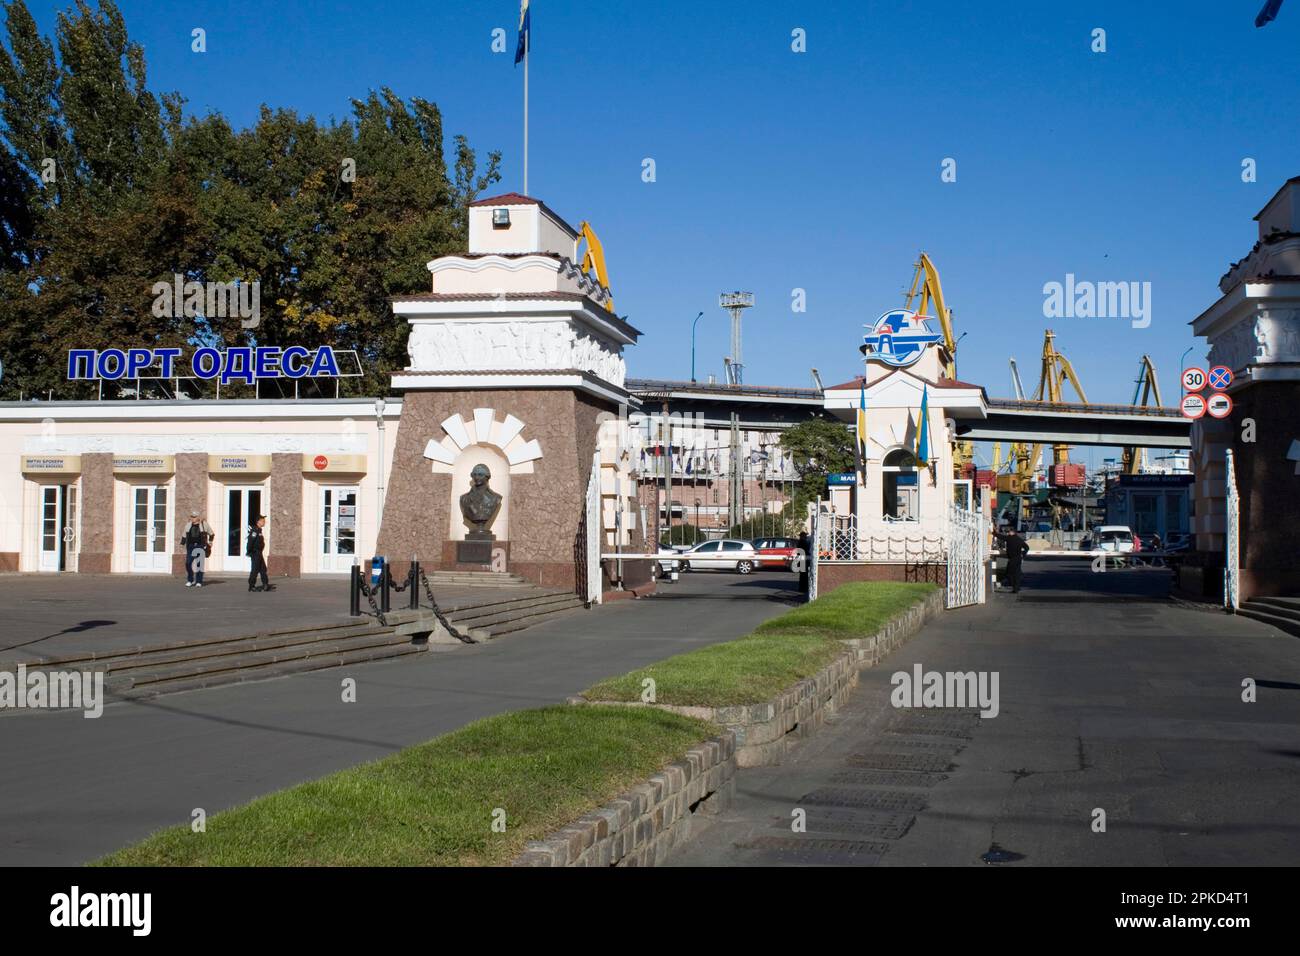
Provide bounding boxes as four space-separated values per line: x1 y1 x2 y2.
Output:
575 220 615 313
1122 355 1162 474
1026 329 1088 483
902 253 968 470
997 331 1088 494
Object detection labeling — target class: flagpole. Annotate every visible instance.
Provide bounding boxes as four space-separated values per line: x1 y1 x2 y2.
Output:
523 40 528 194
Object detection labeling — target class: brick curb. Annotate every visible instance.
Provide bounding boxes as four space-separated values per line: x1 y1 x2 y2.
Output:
516 588 943 866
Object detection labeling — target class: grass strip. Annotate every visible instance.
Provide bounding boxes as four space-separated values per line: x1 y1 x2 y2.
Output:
583 582 937 707
96 705 714 867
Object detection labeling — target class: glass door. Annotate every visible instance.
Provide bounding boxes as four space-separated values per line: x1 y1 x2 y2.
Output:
131 485 170 572
319 486 359 573
38 485 63 572
225 485 264 573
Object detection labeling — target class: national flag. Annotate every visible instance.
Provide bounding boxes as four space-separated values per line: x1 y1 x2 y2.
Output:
915 385 932 464
856 377 868 468
515 0 531 64
1256 0 1284 27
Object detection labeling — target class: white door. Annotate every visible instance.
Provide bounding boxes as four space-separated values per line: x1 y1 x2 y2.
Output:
38 485 63 572
225 485 265 573
319 486 359 573
131 485 170 572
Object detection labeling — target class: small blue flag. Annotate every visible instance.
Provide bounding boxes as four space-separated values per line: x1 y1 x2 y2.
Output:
1257 0 1284 27
515 0 530 64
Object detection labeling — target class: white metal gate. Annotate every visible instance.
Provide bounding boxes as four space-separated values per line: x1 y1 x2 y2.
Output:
1225 448 1239 612
946 502 986 608
584 451 602 605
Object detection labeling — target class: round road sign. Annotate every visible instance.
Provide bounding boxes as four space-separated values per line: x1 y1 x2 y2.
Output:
1207 392 1233 419
1208 365 1233 390
1182 367 1207 392
1181 393 1206 419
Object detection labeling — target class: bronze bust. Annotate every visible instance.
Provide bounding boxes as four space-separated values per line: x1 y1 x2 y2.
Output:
459 464 502 536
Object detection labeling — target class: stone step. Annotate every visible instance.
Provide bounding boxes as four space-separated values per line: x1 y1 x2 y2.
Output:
28 618 370 668
476 599 588 638
1249 596 1300 617
1238 603 1300 638
106 629 420 694
53 622 394 676
108 641 426 700
445 591 581 626
426 571 532 587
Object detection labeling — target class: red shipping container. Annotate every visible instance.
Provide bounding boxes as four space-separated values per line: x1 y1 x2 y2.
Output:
974 469 995 490
1049 463 1086 488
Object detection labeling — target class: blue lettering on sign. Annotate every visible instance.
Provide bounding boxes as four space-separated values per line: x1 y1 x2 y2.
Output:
64 347 346 380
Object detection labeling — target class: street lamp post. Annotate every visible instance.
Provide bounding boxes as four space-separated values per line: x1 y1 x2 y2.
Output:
689 311 704 382
375 396 387 516
1178 346 1194 401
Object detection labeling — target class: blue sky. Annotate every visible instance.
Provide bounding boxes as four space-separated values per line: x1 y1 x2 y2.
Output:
22 1 1300 464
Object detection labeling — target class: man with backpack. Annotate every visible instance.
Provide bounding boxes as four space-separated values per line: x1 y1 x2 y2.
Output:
181 510 213 588
246 514 275 592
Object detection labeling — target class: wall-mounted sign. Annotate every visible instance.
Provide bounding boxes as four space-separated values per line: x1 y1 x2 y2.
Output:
208 454 272 474
21 455 82 474
112 455 175 475
862 309 943 368
301 454 367 475
826 472 857 485
67 346 343 384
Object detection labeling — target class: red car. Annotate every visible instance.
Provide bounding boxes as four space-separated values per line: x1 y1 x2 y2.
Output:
751 536 802 570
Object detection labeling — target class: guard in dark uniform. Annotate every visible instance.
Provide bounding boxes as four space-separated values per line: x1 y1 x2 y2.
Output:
246 514 274 592
997 528 1030 593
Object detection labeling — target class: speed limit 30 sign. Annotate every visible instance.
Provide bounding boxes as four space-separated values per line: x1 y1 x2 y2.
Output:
1182 367 1207 392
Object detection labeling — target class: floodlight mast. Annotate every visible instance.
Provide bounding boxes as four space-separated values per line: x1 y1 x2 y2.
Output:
719 291 754 385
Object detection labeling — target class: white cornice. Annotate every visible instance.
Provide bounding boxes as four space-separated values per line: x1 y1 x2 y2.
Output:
391 372 629 405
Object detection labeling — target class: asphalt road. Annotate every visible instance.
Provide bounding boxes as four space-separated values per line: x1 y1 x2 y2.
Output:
669 558 1300 866
0 569 800 865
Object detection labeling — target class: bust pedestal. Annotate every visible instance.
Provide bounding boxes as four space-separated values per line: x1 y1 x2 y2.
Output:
456 532 494 565
445 538 510 571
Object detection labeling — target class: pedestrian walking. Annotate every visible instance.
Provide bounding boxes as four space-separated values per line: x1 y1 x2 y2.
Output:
997 527 1030 594
796 529 811 594
246 514 275 592
181 510 213 588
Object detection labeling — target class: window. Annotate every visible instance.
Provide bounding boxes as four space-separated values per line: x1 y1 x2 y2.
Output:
883 448 919 521
722 541 743 551
695 541 720 553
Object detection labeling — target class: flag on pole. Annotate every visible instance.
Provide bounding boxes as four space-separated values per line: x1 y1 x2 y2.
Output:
515 0 531 64
915 384 932 464
1256 0 1284 27
856 377 868 470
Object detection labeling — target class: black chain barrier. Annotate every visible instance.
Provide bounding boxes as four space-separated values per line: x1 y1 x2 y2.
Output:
418 567 475 644
355 570 387 627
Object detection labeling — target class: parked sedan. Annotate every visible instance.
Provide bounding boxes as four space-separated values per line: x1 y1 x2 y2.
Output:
680 539 759 574
751 536 802 570
1092 525 1137 554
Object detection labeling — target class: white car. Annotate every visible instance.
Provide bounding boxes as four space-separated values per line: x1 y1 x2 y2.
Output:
1092 525 1137 554
680 538 758 574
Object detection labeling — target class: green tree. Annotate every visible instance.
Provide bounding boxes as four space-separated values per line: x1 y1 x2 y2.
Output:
0 0 501 401
778 417 856 515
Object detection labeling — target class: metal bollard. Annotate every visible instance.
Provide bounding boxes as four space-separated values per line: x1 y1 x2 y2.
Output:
408 560 420 610
380 559 391 614
349 564 361 617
